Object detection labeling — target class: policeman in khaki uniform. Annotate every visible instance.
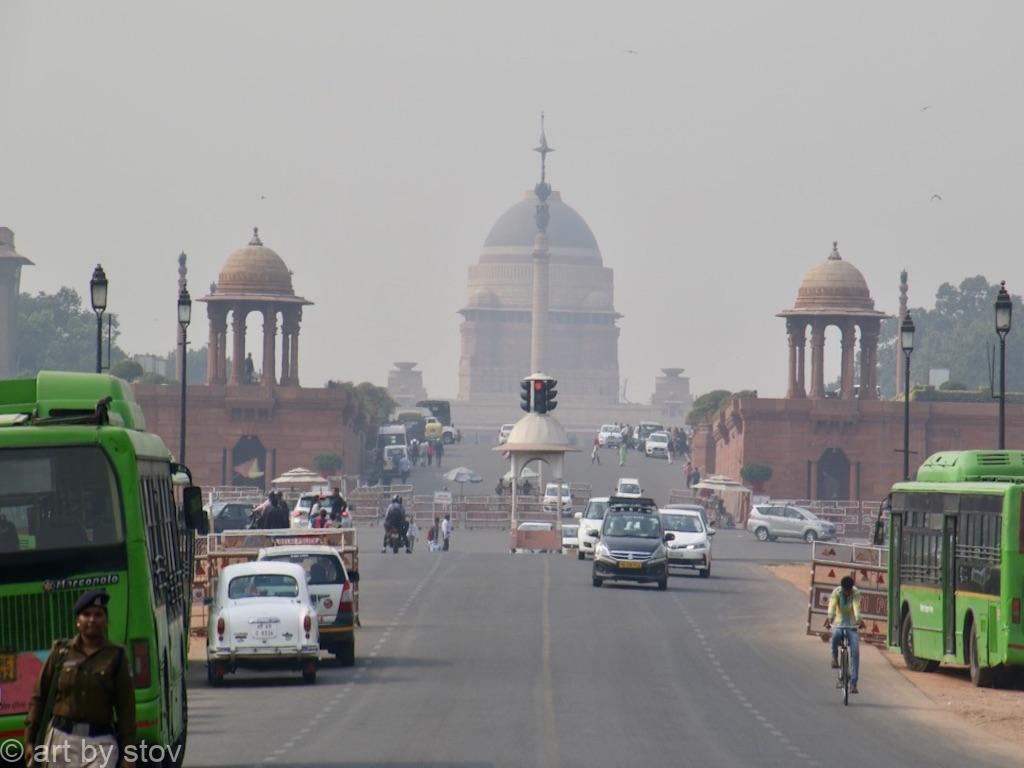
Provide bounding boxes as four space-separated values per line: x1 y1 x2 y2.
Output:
25 590 136 768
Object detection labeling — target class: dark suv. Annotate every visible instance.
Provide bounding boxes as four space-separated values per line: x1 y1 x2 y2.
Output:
589 497 669 590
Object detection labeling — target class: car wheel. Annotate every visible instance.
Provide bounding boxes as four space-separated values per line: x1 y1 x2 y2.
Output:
443 435 453 445
900 611 939 673
767 535 778 542
754 527 769 542
209 661 226 687
803 530 818 544
577 550 585 561
592 575 602 588
699 565 711 578
657 577 668 591
302 661 317 684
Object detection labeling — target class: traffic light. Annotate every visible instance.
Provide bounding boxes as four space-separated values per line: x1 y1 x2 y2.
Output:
534 379 547 413
520 379 532 412
545 379 558 412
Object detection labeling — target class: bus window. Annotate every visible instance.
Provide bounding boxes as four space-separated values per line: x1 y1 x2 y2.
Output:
0 447 122 552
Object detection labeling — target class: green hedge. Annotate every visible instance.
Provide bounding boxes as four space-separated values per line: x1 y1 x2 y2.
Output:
909 386 1024 404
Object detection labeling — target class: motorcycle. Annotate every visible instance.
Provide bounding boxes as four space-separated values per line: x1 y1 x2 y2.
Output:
386 525 407 554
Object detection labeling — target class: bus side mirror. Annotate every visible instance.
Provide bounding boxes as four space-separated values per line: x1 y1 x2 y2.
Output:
184 486 209 535
872 519 885 547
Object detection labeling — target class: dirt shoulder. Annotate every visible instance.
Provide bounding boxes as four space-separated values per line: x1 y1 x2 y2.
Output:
764 562 1024 753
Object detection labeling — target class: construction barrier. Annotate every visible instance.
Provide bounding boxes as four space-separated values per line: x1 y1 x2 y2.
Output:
510 528 562 554
778 499 885 542
190 528 360 637
807 541 888 646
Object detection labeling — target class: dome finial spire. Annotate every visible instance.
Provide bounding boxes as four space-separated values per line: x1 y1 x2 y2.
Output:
250 227 262 246
829 240 841 260
533 112 554 232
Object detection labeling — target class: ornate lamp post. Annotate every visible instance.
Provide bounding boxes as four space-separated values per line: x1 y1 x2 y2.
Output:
90 265 108 373
995 281 1012 449
900 311 915 481
178 287 192 463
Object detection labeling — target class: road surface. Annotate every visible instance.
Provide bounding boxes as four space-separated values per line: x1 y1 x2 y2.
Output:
185 528 1016 768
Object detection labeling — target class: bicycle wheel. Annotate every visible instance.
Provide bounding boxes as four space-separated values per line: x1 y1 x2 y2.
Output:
841 645 850 706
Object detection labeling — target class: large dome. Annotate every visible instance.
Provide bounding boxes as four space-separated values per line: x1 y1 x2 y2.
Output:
216 228 295 296
481 190 601 265
792 242 875 312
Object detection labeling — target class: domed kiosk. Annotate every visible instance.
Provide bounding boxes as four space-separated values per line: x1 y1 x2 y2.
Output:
777 242 889 400
458 189 620 403
200 228 312 387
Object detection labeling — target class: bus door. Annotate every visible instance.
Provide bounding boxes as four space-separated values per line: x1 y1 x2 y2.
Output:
942 509 958 657
889 512 903 645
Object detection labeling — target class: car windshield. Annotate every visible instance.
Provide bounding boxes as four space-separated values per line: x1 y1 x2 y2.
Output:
262 554 344 585
603 513 662 539
661 514 703 533
297 497 314 510
228 573 300 599
649 435 668 443
618 483 641 495
601 425 617 432
545 484 570 496
584 500 608 520
562 525 578 537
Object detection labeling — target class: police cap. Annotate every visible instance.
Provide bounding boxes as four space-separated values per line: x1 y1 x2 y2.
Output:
74 589 110 616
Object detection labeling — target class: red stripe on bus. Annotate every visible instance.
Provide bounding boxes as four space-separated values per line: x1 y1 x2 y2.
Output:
137 720 158 729
1009 643 1024 650
0 730 23 739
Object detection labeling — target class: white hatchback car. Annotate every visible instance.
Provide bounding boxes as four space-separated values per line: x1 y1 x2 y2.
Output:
498 424 515 445
661 508 714 577
615 478 643 498
257 545 356 666
542 483 573 517
597 424 622 447
206 561 321 685
574 497 609 559
644 432 671 458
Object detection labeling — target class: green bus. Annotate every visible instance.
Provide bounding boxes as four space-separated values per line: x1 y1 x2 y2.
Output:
0 372 206 765
888 449 1024 687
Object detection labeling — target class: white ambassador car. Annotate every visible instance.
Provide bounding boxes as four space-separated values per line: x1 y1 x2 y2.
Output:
206 561 321 685
597 424 622 447
660 508 714 577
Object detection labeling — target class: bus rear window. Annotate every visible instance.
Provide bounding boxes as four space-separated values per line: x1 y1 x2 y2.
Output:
0 447 123 553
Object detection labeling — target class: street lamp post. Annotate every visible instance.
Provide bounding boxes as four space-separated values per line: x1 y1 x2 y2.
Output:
900 312 915 481
178 287 192 463
995 281 1012 449
90 265 108 373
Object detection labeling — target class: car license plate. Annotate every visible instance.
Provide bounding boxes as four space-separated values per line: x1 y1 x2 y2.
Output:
619 561 642 570
0 652 16 681
255 625 276 639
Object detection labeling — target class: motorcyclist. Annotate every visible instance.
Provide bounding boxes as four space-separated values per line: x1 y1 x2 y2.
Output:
382 495 410 553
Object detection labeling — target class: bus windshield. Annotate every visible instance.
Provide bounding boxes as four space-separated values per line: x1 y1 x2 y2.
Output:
0 446 123 553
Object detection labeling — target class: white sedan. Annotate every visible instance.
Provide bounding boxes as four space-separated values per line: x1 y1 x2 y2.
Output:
661 509 714 578
542 483 573 517
644 431 671 458
597 424 622 447
206 561 321 685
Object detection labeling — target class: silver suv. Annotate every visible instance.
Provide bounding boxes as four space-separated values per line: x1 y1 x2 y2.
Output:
746 504 835 543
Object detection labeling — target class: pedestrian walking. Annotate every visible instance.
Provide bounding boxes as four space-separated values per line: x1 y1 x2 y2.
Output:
618 443 627 467
426 442 434 467
435 440 444 468
407 519 419 551
591 437 601 465
429 516 441 551
441 513 452 551
25 589 137 768
684 461 694 488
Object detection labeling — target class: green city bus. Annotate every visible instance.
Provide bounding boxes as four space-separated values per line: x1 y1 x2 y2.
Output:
888 449 1024 687
0 372 205 765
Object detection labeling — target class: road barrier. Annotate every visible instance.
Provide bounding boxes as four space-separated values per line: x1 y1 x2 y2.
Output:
807 541 888 646
777 499 885 541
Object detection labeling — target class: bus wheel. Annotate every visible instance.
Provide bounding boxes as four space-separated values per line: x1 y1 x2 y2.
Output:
968 621 994 687
901 613 939 673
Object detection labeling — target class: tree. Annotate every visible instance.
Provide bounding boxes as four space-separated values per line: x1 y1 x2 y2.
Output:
313 453 344 475
109 359 144 382
876 276 1024 398
686 390 733 426
138 371 171 385
16 288 126 376
162 344 210 384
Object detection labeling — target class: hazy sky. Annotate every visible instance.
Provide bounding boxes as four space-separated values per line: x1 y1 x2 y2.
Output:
2 2 1022 401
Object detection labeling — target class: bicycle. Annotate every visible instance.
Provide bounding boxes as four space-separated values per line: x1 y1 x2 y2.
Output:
832 626 857 705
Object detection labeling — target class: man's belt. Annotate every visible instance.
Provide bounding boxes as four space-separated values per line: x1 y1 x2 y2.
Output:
51 716 115 738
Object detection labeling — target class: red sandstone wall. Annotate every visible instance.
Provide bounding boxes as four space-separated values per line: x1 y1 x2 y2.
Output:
133 383 363 489
703 397 1024 502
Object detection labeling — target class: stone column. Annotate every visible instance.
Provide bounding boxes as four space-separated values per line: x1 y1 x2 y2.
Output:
809 320 827 399
230 305 246 385
206 305 228 385
281 308 301 386
786 319 798 398
840 321 857 400
217 317 228 383
280 328 291 384
860 320 880 399
530 232 550 374
794 322 807 398
262 306 277 387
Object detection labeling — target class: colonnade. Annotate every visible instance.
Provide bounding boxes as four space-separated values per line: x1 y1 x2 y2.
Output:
785 316 880 400
206 303 302 386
